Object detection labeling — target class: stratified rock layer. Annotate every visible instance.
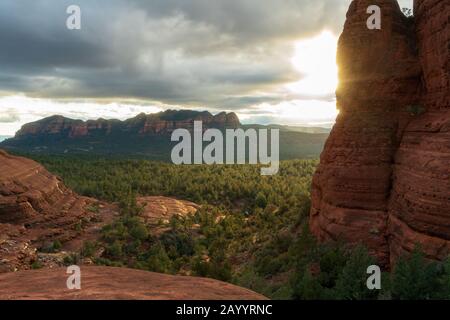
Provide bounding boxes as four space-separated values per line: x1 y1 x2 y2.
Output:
310 0 449 266
0 150 113 272
0 149 76 223
387 0 450 264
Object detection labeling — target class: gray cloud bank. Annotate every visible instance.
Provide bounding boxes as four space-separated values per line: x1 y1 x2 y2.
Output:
0 0 352 111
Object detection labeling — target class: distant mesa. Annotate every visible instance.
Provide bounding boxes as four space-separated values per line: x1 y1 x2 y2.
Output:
0 110 330 161
14 110 241 139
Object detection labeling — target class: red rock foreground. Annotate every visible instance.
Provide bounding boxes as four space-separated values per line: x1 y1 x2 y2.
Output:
310 0 450 267
0 266 266 300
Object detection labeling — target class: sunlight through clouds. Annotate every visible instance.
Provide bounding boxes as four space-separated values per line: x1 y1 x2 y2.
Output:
0 0 357 135
288 31 338 97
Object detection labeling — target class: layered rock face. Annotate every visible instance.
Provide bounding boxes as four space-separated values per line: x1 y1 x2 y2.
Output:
14 110 241 139
0 149 75 223
310 0 449 266
0 150 110 272
387 0 450 264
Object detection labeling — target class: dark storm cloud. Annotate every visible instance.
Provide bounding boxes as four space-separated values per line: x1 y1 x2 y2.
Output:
0 0 350 109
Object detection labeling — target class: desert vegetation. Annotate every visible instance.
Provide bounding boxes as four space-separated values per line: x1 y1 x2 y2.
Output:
26 155 450 300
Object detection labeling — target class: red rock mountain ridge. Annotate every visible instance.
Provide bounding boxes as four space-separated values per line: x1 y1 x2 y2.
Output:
15 110 241 139
310 0 449 267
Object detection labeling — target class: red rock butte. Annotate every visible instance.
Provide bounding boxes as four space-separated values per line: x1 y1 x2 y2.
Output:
310 0 449 267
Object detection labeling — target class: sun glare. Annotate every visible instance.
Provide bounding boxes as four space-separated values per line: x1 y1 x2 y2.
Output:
288 31 338 96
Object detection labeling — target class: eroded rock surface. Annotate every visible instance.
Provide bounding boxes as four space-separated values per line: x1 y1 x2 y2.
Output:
0 150 117 272
138 196 199 223
310 0 449 266
0 266 266 300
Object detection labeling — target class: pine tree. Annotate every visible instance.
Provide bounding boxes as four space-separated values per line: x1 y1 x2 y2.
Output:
292 269 326 300
391 247 441 300
334 245 378 300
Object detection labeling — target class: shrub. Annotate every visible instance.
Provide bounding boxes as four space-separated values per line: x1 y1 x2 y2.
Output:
63 253 81 265
129 223 149 241
255 192 268 209
317 245 348 288
81 241 97 258
40 240 62 253
147 243 172 273
106 241 123 259
292 269 328 300
391 248 449 300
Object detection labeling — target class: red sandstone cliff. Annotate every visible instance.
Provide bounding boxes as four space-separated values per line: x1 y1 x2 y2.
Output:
310 0 449 267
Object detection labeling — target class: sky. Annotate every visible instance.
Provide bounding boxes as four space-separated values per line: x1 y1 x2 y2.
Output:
0 0 413 136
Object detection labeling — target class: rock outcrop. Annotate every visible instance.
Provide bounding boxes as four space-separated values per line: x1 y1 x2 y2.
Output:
1 149 81 223
14 110 241 139
0 150 115 272
138 196 199 223
137 196 200 236
0 266 266 300
310 0 449 267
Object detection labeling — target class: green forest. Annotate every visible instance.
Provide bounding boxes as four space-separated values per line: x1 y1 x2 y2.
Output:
28 155 450 300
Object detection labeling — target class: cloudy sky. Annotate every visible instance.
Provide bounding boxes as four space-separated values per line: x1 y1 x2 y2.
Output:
0 0 413 136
